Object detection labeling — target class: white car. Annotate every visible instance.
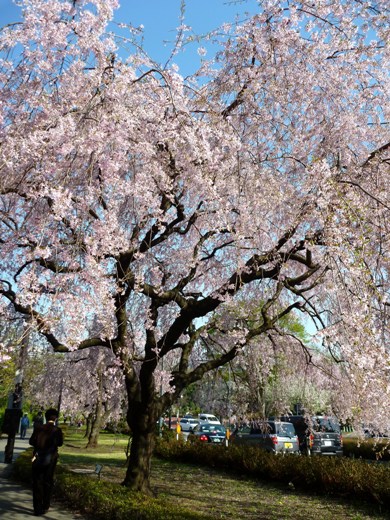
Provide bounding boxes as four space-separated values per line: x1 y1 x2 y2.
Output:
179 417 199 432
198 413 221 425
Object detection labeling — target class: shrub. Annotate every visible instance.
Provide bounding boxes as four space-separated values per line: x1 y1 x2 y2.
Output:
343 437 390 461
12 448 32 484
154 438 390 507
12 448 210 520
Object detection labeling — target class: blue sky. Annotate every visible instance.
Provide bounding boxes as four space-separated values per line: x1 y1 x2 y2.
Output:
0 0 261 73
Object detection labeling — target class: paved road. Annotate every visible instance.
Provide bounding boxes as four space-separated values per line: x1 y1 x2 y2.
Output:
0 432 83 519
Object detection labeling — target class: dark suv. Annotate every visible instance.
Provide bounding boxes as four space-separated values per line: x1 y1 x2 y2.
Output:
231 420 300 454
280 415 343 456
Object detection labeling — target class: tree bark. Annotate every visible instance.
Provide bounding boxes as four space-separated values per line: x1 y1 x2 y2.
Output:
122 427 156 495
87 413 102 448
86 361 105 448
84 415 92 439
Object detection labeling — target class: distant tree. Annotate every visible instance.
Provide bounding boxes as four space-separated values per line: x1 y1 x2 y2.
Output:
26 348 126 446
0 342 15 410
0 319 26 410
0 0 389 493
190 296 332 419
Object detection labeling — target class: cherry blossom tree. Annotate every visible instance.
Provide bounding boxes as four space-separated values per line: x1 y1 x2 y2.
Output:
228 336 341 420
189 297 340 421
25 347 126 446
0 0 389 492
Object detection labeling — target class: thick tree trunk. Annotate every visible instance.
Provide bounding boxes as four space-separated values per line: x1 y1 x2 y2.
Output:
122 428 155 495
86 414 102 448
120 350 163 494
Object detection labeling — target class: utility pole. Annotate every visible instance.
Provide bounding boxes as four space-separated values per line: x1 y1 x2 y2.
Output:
3 325 29 463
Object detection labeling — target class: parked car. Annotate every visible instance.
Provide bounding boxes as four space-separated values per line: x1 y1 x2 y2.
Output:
230 420 300 454
188 423 226 444
198 413 221 425
179 417 199 432
280 415 343 456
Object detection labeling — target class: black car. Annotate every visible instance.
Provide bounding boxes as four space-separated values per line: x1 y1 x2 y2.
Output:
280 415 343 456
188 423 226 445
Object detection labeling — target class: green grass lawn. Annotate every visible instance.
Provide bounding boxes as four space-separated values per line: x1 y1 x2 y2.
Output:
54 429 390 520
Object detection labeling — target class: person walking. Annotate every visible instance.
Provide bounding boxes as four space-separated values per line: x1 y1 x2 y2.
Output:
29 408 63 516
32 411 44 430
20 413 30 439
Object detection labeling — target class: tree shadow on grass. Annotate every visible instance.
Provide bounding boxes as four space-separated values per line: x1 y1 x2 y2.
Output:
149 458 390 520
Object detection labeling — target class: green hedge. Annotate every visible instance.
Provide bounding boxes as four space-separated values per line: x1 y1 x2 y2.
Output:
342 437 390 461
12 449 211 520
154 438 390 507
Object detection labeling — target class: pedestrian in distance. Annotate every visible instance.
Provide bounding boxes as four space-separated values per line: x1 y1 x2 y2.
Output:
20 413 30 439
32 410 44 430
29 408 63 516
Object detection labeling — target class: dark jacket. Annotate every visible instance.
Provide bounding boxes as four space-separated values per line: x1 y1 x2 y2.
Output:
29 422 63 464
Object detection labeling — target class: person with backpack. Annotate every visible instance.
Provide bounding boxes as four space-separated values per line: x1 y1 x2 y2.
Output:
29 408 63 516
20 413 30 439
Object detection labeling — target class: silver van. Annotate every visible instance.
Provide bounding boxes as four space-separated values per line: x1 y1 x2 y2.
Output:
198 413 221 425
231 420 300 454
